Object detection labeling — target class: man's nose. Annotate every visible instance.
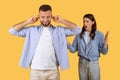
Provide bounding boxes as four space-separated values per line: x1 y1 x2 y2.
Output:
44 18 48 21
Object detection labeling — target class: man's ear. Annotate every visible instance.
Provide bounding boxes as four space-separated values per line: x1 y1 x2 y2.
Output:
52 15 55 21
51 15 54 18
37 14 40 19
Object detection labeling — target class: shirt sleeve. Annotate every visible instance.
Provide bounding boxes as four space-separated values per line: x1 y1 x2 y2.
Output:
67 35 78 53
64 25 81 36
8 26 33 37
98 32 108 55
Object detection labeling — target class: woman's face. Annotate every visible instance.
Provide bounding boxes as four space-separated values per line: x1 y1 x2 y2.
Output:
83 17 94 32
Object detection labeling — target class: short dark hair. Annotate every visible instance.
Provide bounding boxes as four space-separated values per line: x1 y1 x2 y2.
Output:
39 4 52 12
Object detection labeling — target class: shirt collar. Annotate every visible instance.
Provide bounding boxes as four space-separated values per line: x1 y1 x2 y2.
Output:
38 24 55 31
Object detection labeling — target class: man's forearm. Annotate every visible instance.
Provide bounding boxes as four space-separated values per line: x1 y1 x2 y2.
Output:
61 19 77 29
13 21 29 31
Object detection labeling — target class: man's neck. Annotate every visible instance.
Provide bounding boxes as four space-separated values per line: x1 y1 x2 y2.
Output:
42 24 51 28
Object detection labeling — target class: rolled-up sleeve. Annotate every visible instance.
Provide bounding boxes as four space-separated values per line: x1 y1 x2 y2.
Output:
8 27 32 37
98 32 108 55
64 25 81 36
67 35 78 53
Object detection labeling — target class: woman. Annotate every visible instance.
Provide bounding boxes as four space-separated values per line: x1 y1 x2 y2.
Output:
67 14 109 80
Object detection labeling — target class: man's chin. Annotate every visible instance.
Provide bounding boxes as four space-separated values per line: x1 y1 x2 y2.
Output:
42 24 50 27
41 22 50 27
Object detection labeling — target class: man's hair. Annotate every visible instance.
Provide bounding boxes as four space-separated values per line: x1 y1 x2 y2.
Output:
39 4 52 12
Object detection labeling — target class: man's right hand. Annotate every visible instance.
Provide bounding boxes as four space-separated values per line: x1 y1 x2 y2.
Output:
26 16 38 24
13 16 38 31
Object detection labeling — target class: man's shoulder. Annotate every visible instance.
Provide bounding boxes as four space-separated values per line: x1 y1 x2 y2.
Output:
29 25 42 30
51 25 65 30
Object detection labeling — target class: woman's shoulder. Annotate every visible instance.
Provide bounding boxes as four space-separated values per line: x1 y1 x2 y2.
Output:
96 30 104 38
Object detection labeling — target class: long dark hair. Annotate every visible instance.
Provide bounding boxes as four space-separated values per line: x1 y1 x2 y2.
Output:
80 14 97 40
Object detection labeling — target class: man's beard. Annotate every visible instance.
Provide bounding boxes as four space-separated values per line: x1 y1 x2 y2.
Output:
40 21 51 27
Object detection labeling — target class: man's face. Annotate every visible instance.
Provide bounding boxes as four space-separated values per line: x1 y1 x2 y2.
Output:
38 10 52 27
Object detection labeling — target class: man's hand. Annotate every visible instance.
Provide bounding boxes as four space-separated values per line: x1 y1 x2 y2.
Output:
13 16 38 31
52 15 77 29
52 16 63 23
26 16 38 24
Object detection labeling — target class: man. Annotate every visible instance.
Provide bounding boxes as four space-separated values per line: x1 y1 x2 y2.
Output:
9 4 81 80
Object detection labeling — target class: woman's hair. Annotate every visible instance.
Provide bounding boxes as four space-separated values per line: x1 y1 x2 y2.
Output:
80 14 97 40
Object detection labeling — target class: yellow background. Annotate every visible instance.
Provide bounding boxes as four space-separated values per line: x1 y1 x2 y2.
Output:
0 0 120 80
